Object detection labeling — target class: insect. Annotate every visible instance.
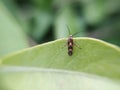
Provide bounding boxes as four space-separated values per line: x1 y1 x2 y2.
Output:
66 26 81 56
67 34 73 56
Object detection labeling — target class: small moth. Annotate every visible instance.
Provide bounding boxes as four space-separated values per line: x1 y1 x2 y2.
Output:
66 26 81 56
67 35 73 56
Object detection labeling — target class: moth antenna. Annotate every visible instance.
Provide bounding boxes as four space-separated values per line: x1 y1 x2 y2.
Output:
66 25 71 35
72 31 81 36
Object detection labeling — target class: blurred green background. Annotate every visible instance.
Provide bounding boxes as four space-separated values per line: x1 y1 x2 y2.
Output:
0 0 120 57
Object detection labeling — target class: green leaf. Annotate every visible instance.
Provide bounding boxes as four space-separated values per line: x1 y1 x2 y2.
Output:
0 2 29 57
0 66 120 90
1 37 120 80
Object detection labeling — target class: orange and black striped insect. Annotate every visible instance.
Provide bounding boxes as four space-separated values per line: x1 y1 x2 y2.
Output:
66 26 81 56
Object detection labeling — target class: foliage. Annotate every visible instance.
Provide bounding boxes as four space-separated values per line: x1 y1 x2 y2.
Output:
0 0 120 89
1 0 120 44
0 38 120 90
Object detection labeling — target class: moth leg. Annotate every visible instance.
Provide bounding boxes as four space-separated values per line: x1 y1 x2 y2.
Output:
74 41 82 49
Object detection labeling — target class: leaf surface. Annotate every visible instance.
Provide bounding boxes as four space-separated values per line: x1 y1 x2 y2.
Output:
1 38 120 80
0 67 120 90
